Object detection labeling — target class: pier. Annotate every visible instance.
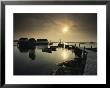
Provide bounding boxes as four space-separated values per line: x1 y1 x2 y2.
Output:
83 50 97 75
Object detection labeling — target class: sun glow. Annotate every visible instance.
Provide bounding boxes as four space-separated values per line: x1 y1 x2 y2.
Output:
63 26 69 33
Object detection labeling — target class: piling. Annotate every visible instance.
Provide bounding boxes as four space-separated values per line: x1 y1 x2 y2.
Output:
91 45 92 49
79 43 80 47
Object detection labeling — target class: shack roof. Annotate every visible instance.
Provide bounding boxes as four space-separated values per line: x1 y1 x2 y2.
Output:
37 39 48 41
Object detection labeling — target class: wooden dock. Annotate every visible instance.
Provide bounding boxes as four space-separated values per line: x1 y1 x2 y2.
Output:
83 50 97 75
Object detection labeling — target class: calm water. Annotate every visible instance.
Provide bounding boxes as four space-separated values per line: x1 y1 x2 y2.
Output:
14 43 96 75
14 45 76 75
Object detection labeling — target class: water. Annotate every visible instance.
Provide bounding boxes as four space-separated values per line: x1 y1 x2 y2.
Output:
14 43 97 75
14 45 75 75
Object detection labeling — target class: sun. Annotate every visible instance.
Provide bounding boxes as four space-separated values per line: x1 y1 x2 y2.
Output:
63 26 69 33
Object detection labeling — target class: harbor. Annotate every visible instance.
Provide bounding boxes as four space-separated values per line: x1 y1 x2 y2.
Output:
14 13 97 75
14 38 97 75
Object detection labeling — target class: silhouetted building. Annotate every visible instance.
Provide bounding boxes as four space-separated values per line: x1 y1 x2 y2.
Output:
18 38 28 47
36 39 48 45
28 38 37 47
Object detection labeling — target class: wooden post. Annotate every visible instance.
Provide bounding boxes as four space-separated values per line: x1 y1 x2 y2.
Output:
84 46 85 51
75 44 76 47
79 43 80 47
91 45 92 49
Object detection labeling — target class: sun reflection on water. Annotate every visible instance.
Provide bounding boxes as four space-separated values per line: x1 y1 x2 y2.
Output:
61 49 69 60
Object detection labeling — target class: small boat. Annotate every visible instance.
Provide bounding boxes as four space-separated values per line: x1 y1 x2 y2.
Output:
42 48 52 53
50 46 57 51
65 45 69 48
58 43 64 48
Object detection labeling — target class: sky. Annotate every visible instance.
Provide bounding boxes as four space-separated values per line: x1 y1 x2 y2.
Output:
14 13 97 42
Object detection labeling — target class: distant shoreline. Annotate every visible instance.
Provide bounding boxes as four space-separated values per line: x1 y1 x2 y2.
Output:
14 40 97 44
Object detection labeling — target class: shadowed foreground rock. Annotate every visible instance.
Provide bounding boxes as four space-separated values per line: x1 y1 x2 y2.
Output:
51 56 87 75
